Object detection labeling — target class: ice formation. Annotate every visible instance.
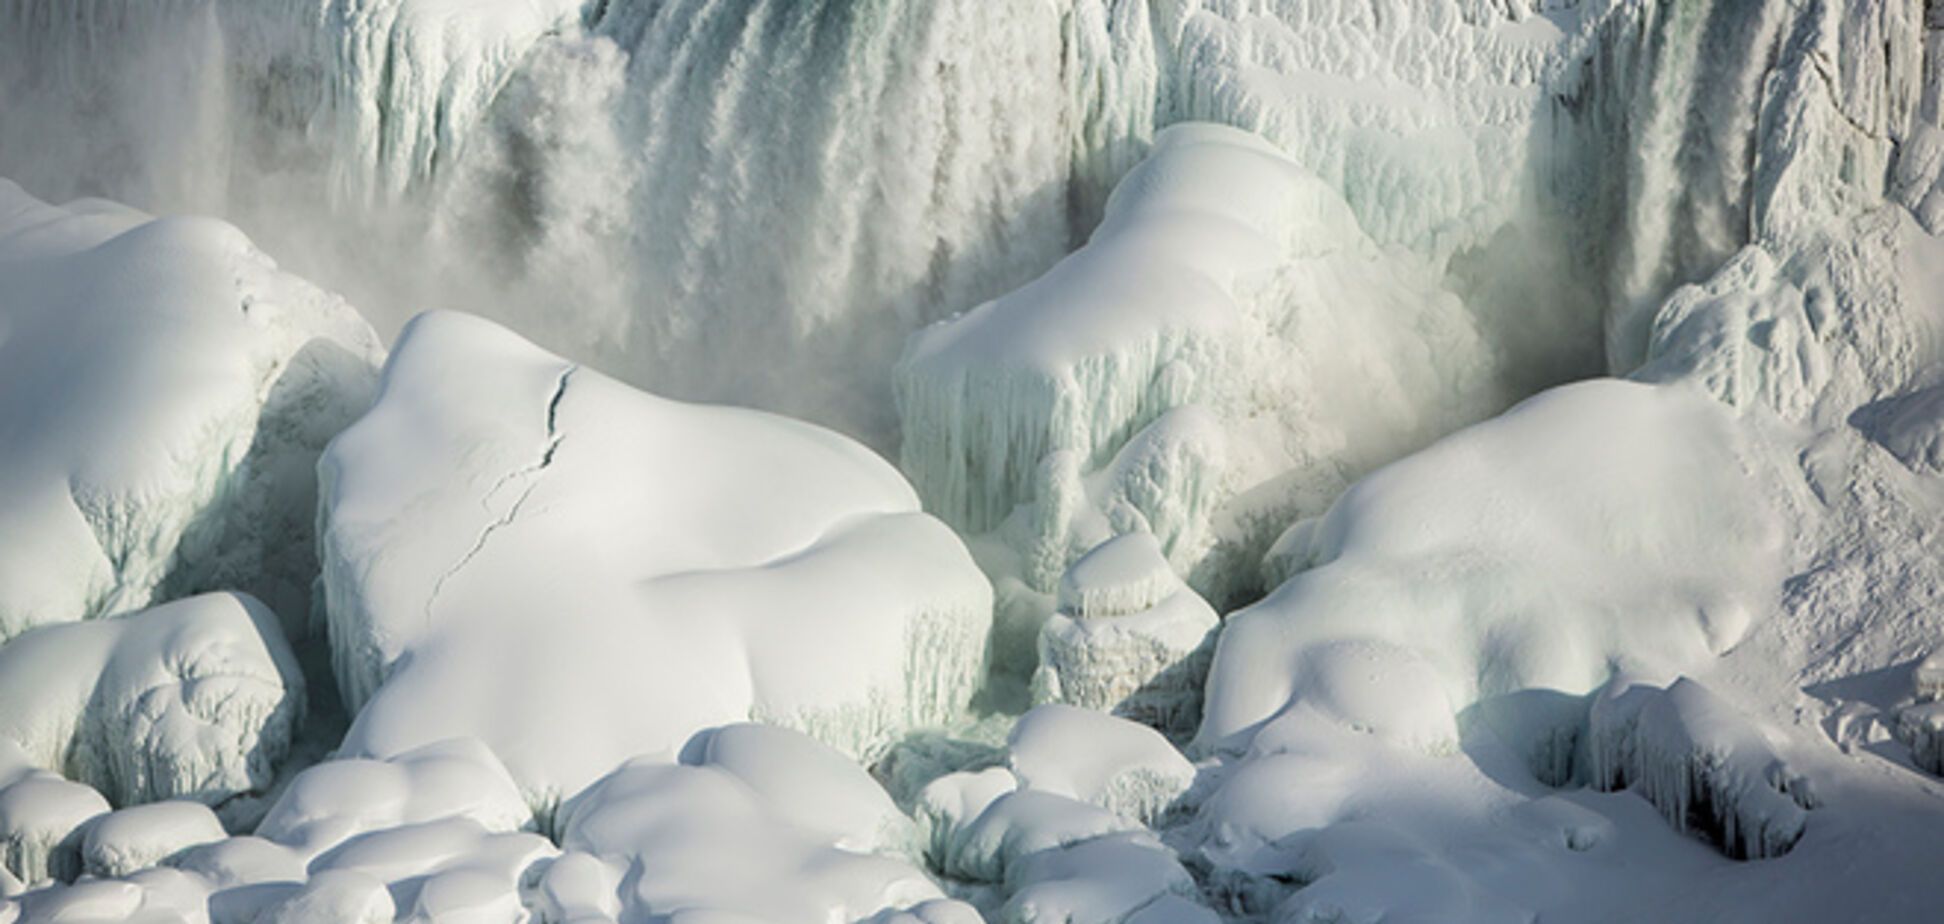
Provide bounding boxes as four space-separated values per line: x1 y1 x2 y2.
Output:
1588 678 1818 859
2 0 1944 921
0 179 382 640
318 310 992 806
898 122 1506 639
1032 533 1219 731
1197 379 1792 753
0 593 304 814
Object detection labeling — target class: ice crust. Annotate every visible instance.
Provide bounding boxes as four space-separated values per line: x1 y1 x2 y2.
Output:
319 310 993 806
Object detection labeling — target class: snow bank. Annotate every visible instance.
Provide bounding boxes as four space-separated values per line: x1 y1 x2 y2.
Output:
1198 379 1791 754
1033 534 1218 731
1589 678 1816 860
319 310 992 805
0 179 382 640
0 592 304 812
81 802 226 879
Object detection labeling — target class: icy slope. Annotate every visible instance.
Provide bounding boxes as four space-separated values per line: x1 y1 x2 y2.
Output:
0 593 303 824
318 311 992 807
0 179 382 640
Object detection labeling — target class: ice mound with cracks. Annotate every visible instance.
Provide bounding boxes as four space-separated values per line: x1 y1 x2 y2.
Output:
1589 677 1817 860
0 179 382 640
1198 379 1793 754
0 592 304 815
546 724 973 923
319 310 992 806
1033 533 1218 732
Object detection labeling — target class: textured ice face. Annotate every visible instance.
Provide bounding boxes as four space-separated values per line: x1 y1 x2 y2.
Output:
0 180 382 642
318 311 993 807
0 593 305 813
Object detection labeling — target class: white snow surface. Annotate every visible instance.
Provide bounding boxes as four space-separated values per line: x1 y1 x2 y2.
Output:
0 593 304 815
3 0 1944 922
0 179 382 641
319 310 993 807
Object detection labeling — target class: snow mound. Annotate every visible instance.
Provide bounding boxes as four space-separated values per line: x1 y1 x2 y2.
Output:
1033 534 1218 731
1007 705 1195 827
548 726 971 922
253 738 531 855
80 802 225 879
1589 678 1817 860
0 592 304 812
0 743 108 887
1198 379 1791 754
0 179 382 641
1859 384 1944 474
319 310 992 806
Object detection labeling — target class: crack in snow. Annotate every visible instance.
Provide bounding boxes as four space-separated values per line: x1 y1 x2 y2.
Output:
422 364 576 624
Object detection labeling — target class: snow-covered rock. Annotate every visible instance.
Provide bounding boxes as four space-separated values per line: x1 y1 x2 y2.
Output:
252 738 531 855
1198 379 1792 755
80 802 226 879
1589 677 1816 860
0 592 304 812
320 310 992 806
0 180 381 642
550 727 971 922
0 744 108 887
1032 534 1218 731
1007 706 1195 826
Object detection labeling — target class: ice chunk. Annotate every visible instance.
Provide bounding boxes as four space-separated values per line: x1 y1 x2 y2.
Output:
1006 706 1195 826
1858 384 1944 474
0 180 382 641
1589 678 1816 860
0 592 304 811
939 790 1146 884
1032 534 1219 731
1198 380 1789 755
998 832 1203 924
80 802 225 879
319 311 992 805
1637 247 1832 421
685 723 913 855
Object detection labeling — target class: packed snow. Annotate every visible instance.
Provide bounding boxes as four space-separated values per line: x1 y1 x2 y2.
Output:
2 0 1944 922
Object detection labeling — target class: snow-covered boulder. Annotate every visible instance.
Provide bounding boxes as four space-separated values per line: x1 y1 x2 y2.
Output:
1589 677 1816 860
0 743 108 887
548 727 971 922
1860 384 1944 474
0 592 304 811
0 180 382 640
898 123 1504 691
1006 706 1195 827
1032 533 1218 731
319 310 992 805
80 802 225 879
252 738 531 856
1198 380 1792 755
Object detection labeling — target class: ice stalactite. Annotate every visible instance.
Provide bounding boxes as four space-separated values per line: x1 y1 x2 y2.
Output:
1589 677 1817 860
